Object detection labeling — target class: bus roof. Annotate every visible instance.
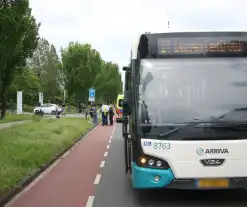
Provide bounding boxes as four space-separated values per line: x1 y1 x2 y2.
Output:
131 31 247 60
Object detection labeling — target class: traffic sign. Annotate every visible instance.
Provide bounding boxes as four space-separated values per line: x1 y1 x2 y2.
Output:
88 88 95 102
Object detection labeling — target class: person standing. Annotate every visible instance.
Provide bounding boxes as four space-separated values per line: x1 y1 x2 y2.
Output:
78 102 82 114
109 106 114 125
85 106 89 120
105 102 109 126
89 104 93 123
101 102 109 126
91 103 98 125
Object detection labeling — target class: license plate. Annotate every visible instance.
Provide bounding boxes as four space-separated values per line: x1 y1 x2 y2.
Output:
197 179 229 188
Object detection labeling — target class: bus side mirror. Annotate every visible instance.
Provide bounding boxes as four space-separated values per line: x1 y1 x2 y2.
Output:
123 66 130 71
123 99 131 115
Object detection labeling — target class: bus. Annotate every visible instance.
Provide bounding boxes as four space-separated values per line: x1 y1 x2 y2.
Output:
116 94 124 122
122 31 247 190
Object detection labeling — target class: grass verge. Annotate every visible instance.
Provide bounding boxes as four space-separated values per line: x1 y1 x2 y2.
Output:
0 118 93 196
0 113 33 124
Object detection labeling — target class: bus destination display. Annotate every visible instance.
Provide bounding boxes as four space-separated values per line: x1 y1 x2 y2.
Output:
157 37 247 55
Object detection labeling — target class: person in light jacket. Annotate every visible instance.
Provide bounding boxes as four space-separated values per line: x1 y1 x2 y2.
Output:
101 102 109 126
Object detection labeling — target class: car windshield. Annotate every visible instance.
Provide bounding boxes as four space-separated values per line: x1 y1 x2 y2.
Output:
137 58 247 139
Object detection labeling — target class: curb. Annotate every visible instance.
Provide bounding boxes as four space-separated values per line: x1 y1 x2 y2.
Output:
0 122 101 207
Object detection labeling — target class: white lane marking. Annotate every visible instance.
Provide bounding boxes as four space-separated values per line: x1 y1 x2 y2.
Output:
94 174 101 184
100 160 105 168
109 140 111 143
110 136 113 139
104 152 108 157
106 145 110 149
86 196 95 207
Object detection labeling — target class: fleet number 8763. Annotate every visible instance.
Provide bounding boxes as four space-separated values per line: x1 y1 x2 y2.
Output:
153 142 171 150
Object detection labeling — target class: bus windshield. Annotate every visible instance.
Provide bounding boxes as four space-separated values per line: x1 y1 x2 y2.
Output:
138 58 247 138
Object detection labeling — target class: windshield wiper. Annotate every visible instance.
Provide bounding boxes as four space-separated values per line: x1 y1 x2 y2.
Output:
158 124 193 138
233 107 247 111
206 123 247 131
157 122 247 139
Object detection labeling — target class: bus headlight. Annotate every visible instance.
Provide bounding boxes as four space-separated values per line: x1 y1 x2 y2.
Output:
139 157 147 164
148 159 154 166
156 160 162 167
138 155 170 169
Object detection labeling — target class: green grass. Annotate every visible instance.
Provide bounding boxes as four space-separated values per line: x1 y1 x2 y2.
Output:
64 105 77 114
0 113 33 123
22 105 34 113
0 118 93 195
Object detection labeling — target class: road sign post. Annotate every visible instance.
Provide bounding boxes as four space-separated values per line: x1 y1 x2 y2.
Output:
88 88 95 102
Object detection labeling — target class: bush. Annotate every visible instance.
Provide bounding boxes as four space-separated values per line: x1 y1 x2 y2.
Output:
23 105 34 113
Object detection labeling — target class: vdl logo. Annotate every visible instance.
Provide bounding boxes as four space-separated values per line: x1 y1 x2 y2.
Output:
196 148 229 155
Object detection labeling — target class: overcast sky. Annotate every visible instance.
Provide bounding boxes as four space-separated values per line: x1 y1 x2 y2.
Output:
29 0 247 81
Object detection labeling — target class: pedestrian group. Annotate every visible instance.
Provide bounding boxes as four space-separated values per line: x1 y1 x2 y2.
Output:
101 102 114 126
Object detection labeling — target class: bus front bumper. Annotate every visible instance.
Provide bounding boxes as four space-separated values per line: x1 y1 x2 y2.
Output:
131 162 247 190
131 162 175 189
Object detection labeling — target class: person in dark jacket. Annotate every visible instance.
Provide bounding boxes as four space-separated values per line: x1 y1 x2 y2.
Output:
109 106 114 126
89 105 93 121
91 104 98 125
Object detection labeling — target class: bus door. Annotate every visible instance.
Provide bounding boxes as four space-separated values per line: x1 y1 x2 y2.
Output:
123 66 132 173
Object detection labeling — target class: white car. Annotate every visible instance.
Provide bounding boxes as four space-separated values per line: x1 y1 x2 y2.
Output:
33 103 60 115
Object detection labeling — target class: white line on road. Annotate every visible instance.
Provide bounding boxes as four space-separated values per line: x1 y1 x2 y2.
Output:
106 145 110 149
100 161 105 168
110 136 113 139
104 152 108 157
109 140 111 143
94 174 101 184
86 196 95 207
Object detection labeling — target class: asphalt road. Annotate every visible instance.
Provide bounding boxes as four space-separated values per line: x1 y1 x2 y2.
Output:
5 122 247 207
92 123 247 207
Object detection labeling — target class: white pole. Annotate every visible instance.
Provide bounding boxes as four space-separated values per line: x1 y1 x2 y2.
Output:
39 92 44 105
16 91 23 114
63 90 66 104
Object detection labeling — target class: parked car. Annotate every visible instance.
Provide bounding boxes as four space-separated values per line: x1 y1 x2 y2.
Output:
33 103 60 115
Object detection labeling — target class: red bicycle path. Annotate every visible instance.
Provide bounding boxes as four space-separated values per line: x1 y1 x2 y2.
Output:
6 123 116 207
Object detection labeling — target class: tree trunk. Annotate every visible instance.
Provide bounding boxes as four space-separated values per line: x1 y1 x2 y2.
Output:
0 88 7 119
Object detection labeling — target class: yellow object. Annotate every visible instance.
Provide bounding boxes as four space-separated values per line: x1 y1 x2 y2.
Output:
116 94 124 122
197 179 229 188
139 156 147 165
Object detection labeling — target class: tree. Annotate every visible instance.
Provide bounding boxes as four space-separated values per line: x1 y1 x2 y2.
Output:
0 0 40 118
60 42 102 103
60 42 123 105
26 38 50 78
27 38 62 102
93 62 123 103
8 68 40 106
